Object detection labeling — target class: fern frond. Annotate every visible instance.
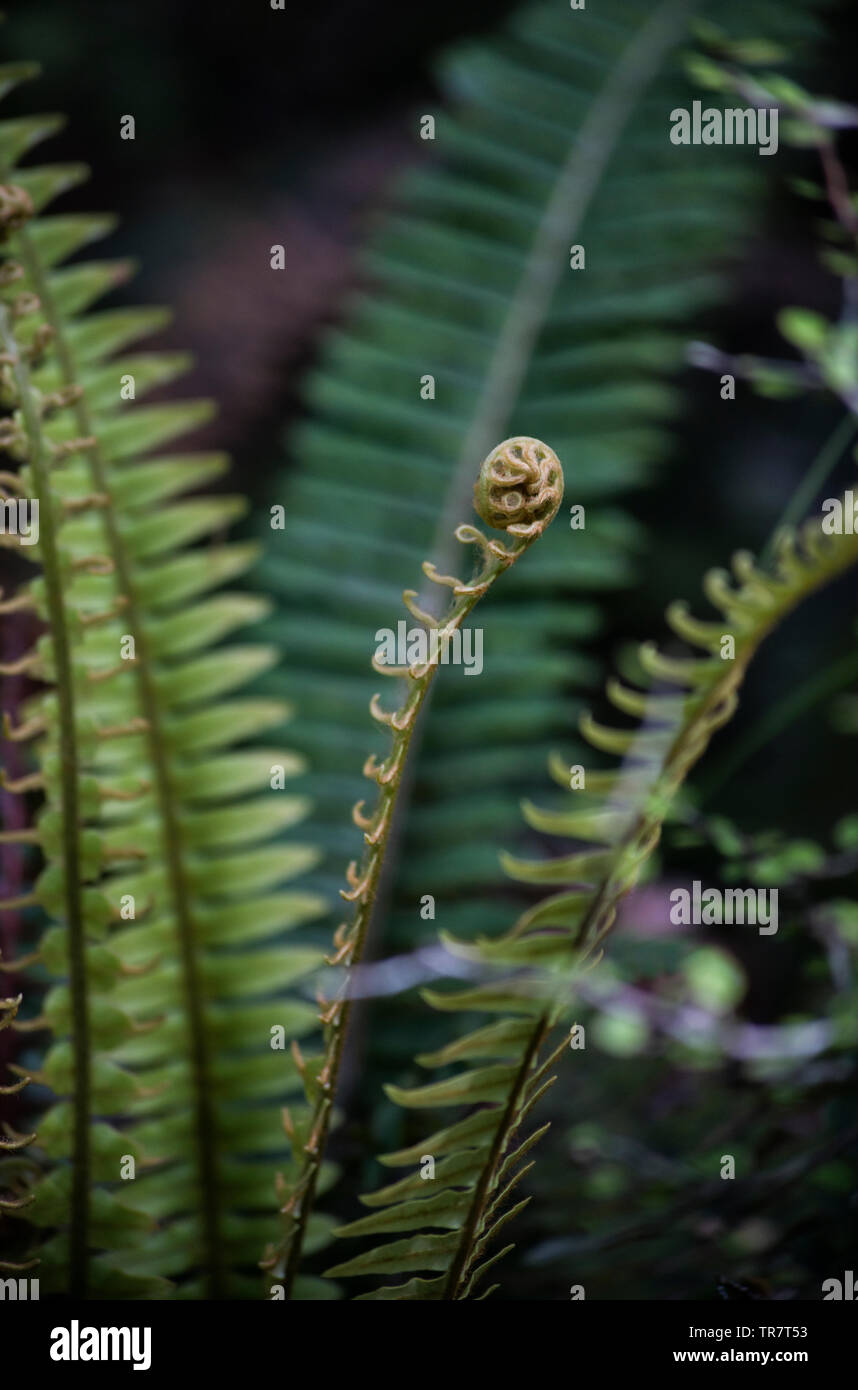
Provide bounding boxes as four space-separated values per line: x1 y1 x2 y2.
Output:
0 58 323 1296
329 502 858 1298
265 437 563 1295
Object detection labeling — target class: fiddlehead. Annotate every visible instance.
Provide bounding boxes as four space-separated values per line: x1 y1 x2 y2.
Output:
262 438 563 1297
472 437 563 538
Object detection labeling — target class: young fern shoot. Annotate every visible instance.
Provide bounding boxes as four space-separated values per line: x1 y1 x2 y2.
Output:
263 436 563 1296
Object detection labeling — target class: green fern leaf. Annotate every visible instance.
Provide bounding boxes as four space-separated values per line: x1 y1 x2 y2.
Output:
0 58 323 1297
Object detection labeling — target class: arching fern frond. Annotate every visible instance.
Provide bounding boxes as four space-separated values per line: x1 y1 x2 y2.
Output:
0 58 324 1297
327 501 858 1298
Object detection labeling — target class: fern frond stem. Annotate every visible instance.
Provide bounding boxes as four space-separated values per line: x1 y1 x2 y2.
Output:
444 1015 549 1300
0 303 87 1293
13 233 225 1296
278 694 432 1295
760 411 858 569
279 523 542 1297
426 0 692 591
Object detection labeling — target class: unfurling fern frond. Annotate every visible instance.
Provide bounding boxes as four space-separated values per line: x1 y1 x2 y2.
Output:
0 59 324 1297
264 437 563 1295
327 502 858 1299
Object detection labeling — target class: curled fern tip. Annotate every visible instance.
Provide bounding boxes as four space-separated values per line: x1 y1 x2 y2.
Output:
474 436 563 538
